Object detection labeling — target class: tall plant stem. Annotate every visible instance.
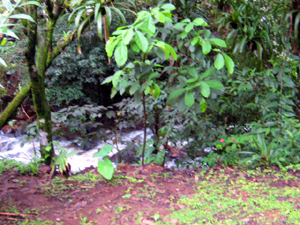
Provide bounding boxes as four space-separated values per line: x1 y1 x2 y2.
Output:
142 92 147 166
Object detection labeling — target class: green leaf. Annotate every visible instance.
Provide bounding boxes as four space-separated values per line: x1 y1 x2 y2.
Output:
201 39 211 54
185 78 198 83
9 14 35 23
123 28 134 45
200 98 207 113
2 29 19 39
129 81 140 95
0 57 7 67
97 157 114 180
193 18 208 26
2 0 13 11
174 22 186 29
154 11 165 23
214 53 225 70
115 42 128 67
135 30 148 52
94 3 101 21
131 42 140 53
185 91 195 107
205 80 224 89
188 68 198 78
222 53 235 74
96 13 103 39
286 130 293 139
199 67 215 79
135 13 155 35
165 43 177 60
94 145 114 158
185 23 194 33
122 194 132 198
200 82 210 97
106 38 119 57
1 38 7 46
209 38 227 47
155 41 169 59
20 1 44 8
191 37 199 46
110 7 126 25
161 3 176 11
144 85 150 95
101 75 114 84
152 83 161 99
158 126 167 137
169 88 184 99
112 70 123 88
74 8 86 27
111 88 117 98
104 6 112 28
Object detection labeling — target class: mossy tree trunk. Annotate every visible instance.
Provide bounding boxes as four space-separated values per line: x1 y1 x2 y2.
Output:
22 1 78 165
0 82 31 128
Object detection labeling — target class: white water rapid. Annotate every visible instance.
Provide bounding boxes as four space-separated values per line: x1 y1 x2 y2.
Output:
0 129 153 173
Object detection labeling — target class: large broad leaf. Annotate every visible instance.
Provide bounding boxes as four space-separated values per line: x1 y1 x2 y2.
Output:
169 88 185 100
165 43 177 60
174 22 186 29
106 38 119 57
184 23 194 33
214 53 225 70
188 68 198 78
200 98 207 113
204 80 224 89
135 13 155 36
193 18 208 26
209 38 227 47
191 37 199 46
9 14 35 23
135 30 148 52
123 28 134 45
200 82 210 97
97 158 114 180
161 3 176 11
222 53 235 74
153 9 165 23
129 81 140 95
114 42 128 67
199 67 215 79
94 145 114 158
184 91 195 107
201 39 211 55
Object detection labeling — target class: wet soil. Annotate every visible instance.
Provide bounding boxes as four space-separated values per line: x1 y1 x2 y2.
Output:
0 164 198 225
0 165 300 225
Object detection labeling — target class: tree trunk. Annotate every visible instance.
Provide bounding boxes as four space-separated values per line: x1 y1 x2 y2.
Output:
0 82 31 128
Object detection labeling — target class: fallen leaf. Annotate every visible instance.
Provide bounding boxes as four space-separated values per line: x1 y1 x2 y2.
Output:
240 218 250 222
164 218 178 224
141 219 155 225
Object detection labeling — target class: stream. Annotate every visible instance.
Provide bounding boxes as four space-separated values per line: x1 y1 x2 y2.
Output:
0 129 155 173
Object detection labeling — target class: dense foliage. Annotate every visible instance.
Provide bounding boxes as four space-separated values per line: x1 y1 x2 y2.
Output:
1 0 300 176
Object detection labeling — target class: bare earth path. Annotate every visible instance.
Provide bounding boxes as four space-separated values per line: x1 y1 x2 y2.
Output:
0 164 300 224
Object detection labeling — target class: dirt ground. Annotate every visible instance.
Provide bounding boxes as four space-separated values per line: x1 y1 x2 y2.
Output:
0 164 300 225
0 164 199 225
